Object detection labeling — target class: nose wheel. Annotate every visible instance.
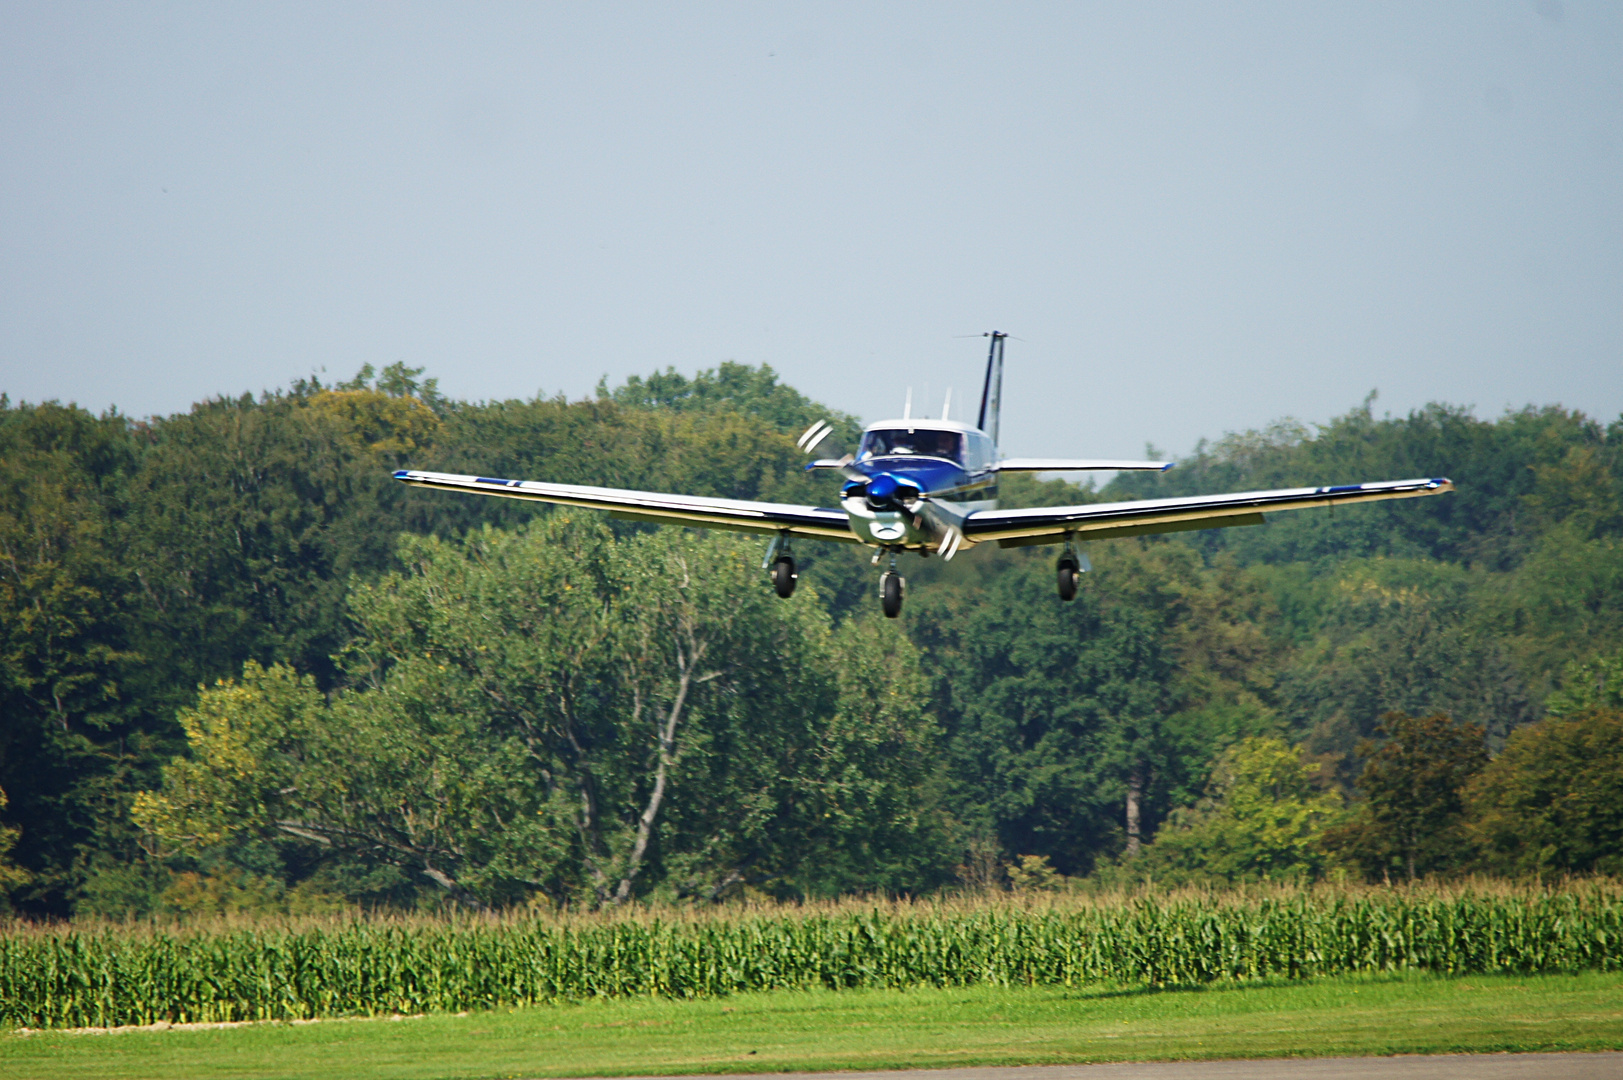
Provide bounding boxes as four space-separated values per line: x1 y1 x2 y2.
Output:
881 571 904 618
876 549 905 617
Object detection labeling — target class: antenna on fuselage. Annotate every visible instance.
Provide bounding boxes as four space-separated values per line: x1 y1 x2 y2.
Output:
942 387 952 422
977 331 1006 448
903 386 914 433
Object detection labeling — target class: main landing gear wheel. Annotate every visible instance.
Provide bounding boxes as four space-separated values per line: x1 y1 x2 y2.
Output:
881 571 904 618
771 556 798 598
1057 558 1080 602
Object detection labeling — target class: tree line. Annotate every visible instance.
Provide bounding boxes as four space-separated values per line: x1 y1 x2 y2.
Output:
2 363 1621 914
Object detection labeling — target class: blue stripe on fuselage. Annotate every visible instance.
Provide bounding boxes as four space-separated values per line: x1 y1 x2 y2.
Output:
850 456 971 494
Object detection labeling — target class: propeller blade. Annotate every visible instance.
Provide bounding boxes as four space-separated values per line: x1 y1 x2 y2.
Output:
807 454 865 482
797 419 834 453
909 496 969 561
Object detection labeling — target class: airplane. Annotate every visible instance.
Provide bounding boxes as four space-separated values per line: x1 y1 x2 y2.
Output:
394 333 1454 617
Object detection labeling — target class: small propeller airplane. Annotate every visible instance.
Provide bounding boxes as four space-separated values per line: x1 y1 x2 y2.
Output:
395 334 1453 617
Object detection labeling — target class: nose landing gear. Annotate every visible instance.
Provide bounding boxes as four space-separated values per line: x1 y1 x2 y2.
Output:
881 571 904 618
878 549 905 618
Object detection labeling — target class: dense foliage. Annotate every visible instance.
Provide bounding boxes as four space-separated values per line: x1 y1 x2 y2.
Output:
4 884 1619 1028
132 523 949 908
2 364 1621 915
1323 713 1490 883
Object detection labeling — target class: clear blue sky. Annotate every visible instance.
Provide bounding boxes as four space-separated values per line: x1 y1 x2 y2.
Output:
2 2 1618 462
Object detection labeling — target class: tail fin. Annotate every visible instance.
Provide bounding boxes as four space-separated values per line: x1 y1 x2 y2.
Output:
976 331 1006 447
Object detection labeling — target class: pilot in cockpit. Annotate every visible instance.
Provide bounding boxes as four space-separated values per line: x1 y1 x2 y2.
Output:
858 429 965 463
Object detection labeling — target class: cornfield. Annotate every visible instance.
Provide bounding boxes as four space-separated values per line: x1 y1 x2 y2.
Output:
4 883 1620 1029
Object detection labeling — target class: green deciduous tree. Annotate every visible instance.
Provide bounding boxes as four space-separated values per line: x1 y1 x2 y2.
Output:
908 539 1282 876
1495 528 1623 687
1321 712 1489 882
908 550 1173 876
1545 650 1623 716
137 522 950 907
1135 736 1342 884
1280 558 1533 775
0 399 163 912
10 367 1623 911
599 360 860 446
0 787 30 906
1106 400 1621 571
739 617 954 898
117 389 416 692
1465 709 1623 877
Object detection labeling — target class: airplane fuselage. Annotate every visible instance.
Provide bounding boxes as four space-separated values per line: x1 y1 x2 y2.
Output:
838 419 997 550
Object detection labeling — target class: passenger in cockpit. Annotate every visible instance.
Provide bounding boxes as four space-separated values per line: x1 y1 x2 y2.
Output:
859 429 965 462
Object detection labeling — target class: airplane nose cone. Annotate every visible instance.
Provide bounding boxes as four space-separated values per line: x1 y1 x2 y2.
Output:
864 472 921 511
867 473 900 503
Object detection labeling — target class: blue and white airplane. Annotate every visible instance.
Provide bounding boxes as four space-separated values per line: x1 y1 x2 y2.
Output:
395 334 1453 617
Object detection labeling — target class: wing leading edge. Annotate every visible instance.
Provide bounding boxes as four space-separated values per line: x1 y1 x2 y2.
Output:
963 477 1454 547
393 470 858 542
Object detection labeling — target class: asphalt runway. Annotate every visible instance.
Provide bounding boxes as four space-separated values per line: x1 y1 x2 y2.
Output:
606 1055 1623 1080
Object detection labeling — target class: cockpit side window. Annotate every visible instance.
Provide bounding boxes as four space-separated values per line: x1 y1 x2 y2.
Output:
965 432 994 471
858 429 965 463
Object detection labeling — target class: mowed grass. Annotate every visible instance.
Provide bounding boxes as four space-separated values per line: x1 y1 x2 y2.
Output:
5 971 1622 1080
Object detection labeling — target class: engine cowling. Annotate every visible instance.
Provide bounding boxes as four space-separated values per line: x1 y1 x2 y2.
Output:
859 472 922 512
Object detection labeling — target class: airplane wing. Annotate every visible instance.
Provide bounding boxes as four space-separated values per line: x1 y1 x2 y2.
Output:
962 477 1453 547
994 458 1173 472
393 470 859 542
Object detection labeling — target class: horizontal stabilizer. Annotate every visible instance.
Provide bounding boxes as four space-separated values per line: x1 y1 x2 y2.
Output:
994 458 1174 472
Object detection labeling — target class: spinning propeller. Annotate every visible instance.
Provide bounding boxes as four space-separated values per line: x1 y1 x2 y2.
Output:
798 419 864 482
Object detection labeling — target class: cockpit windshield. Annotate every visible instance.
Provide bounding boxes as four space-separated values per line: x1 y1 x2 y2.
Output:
857 428 965 463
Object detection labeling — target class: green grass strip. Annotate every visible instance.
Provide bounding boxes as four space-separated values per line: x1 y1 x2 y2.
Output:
4 972 1622 1080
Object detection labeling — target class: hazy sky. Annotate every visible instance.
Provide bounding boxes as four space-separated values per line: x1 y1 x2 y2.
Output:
3 2 1619 461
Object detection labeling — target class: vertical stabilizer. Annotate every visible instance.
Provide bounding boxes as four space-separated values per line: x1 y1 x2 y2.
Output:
976 331 1006 447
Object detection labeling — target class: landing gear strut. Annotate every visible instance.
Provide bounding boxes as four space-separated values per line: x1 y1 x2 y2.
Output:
879 550 904 618
763 533 797 598
1057 536 1090 602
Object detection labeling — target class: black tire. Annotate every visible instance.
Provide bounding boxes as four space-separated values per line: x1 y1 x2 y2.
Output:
1057 560 1079 602
881 572 904 618
772 556 797 598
